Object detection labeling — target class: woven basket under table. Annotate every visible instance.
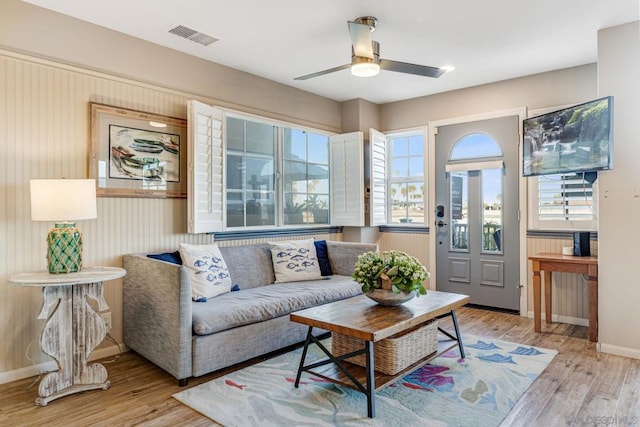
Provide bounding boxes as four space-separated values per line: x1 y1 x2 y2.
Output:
331 319 438 376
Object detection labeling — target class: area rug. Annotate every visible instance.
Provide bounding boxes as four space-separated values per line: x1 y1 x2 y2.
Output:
173 335 556 426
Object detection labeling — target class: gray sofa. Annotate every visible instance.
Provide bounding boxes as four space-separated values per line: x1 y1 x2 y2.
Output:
122 240 376 385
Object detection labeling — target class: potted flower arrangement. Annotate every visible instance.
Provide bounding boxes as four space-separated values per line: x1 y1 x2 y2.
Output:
353 250 429 306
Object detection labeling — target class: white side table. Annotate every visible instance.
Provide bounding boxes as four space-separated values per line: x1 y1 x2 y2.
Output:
9 267 126 406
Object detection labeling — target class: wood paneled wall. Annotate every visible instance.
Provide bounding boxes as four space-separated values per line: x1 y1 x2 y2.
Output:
0 52 338 379
526 236 598 325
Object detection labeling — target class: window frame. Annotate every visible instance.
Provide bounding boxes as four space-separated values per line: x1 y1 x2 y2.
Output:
224 110 333 229
381 128 428 226
528 173 598 231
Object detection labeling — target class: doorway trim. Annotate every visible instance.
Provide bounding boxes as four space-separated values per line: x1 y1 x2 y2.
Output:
428 107 528 316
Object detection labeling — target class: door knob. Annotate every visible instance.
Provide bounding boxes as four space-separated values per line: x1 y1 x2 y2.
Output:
437 220 447 227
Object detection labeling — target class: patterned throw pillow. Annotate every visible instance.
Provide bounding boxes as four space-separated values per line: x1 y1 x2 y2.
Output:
269 239 322 283
179 243 232 301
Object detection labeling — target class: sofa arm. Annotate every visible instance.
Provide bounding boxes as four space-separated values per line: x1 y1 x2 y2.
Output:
326 241 378 276
123 254 193 381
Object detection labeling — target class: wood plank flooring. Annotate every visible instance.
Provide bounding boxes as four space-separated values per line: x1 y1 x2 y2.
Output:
1 307 638 426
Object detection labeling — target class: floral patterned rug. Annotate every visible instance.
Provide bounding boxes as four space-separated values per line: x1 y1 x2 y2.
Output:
173 335 556 426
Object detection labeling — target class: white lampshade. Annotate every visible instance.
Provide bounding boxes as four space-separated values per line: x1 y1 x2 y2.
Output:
351 62 380 77
30 179 97 221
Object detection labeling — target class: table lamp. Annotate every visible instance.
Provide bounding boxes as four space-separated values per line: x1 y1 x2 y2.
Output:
30 179 97 274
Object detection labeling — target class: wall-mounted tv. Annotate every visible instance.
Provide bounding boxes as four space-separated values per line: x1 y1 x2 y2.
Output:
523 96 613 177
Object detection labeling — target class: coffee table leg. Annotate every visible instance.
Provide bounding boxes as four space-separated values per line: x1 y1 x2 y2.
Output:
294 327 313 388
365 340 375 418
451 310 465 359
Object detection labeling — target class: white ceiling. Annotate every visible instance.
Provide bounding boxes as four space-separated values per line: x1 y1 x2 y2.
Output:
24 0 639 104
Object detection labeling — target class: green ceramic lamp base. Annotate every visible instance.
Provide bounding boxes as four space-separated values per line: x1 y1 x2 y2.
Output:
46 222 83 274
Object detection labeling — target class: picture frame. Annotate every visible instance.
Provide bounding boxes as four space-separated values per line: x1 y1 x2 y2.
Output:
90 102 187 198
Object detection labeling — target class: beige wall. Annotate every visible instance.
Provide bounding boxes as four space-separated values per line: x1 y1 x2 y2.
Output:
380 64 597 131
597 21 640 358
0 0 341 132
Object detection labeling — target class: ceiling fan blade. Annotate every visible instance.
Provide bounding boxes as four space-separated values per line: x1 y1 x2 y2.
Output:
294 64 351 81
379 59 446 78
348 21 374 59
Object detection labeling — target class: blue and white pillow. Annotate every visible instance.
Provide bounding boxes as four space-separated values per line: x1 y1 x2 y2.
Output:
179 243 232 301
269 239 322 283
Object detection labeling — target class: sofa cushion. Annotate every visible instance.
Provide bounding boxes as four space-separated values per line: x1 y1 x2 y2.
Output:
191 275 361 336
218 244 275 290
270 239 322 283
180 243 233 301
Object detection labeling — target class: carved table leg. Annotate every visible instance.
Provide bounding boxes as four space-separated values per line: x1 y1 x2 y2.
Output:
35 282 110 406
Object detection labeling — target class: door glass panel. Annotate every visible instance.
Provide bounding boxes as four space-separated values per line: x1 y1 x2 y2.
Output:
482 168 503 252
450 171 468 250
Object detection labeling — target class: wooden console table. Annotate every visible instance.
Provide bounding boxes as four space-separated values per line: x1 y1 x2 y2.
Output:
9 267 126 406
529 253 598 342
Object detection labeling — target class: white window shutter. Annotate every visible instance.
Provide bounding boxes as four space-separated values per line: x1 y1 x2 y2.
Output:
187 100 224 233
369 128 387 226
330 131 364 226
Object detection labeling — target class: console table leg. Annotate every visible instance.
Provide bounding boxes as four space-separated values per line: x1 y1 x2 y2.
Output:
532 261 542 333
544 271 553 325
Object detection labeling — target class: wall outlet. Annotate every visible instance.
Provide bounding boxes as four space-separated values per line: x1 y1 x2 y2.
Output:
101 312 112 331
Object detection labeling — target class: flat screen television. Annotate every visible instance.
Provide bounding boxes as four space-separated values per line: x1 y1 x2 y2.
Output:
523 96 613 177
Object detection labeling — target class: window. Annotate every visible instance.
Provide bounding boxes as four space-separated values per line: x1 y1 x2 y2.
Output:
283 129 330 225
187 100 364 233
381 130 426 225
225 116 276 227
529 173 597 231
226 114 330 228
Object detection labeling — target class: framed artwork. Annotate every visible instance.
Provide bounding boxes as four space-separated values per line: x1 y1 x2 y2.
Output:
90 103 187 198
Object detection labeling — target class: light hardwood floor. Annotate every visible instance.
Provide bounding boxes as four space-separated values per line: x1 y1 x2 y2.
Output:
1 307 638 426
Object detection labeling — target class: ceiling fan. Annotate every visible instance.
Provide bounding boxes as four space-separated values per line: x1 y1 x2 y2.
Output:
294 16 448 81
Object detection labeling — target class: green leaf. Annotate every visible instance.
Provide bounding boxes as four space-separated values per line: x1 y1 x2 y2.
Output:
418 285 427 295
386 265 398 276
391 284 401 293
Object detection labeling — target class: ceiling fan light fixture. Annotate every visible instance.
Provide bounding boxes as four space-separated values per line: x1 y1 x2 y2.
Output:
351 62 380 77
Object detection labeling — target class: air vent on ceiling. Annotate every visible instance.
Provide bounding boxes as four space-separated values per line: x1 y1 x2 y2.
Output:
168 25 218 46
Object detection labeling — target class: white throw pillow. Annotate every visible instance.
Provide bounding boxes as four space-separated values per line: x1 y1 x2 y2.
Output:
270 239 322 283
179 243 232 301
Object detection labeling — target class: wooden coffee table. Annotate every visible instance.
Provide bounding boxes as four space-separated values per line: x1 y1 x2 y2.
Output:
290 290 470 418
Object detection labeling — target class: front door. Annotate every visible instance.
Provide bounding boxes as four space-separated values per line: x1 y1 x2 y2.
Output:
435 116 520 311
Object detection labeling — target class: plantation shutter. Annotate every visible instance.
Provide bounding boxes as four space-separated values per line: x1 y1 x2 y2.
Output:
538 174 593 221
369 128 387 226
187 100 224 233
330 131 364 226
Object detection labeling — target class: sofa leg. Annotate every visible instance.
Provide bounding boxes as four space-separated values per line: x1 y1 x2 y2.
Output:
178 378 189 387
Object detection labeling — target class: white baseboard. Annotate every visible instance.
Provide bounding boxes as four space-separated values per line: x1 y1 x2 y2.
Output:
0 344 126 386
526 311 589 327
598 342 640 360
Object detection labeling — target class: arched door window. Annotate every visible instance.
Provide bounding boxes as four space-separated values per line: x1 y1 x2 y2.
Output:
449 133 502 161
